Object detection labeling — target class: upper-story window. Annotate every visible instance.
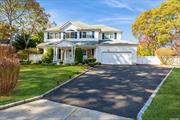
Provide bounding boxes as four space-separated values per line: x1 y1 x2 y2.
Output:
48 32 54 39
102 32 117 39
66 32 77 39
80 31 94 38
65 30 77 39
47 32 61 39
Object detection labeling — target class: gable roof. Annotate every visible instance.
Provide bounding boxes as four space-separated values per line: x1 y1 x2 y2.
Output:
45 21 122 32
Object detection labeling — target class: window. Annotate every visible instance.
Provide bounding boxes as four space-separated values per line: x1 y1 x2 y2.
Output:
63 32 66 39
66 32 77 39
80 31 94 38
49 33 54 39
102 33 116 39
82 32 86 38
59 32 61 39
55 33 59 39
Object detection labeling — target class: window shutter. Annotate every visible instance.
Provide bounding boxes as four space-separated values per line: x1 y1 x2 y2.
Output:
114 33 117 39
79 32 82 38
92 31 95 38
102 33 105 39
47 32 50 39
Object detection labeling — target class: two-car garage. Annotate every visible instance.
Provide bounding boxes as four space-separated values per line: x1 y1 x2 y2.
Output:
95 42 137 65
101 52 133 65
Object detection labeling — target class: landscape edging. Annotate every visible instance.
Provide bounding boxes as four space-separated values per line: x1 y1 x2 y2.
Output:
137 67 174 120
0 66 93 110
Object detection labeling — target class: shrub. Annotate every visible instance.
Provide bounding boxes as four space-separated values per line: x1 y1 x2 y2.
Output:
75 48 83 63
0 44 20 95
42 48 53 64
84 58 97 67
155 48 174 65
17 50 29 60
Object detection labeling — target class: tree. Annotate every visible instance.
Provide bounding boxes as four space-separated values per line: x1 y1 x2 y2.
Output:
132 0 180 56
0 0 49 46
172 34 180 55
31 31 44 44
0 22 15 42
12 34 36 50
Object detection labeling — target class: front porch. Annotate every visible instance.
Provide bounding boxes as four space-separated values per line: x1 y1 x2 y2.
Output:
53 47 95 64
37 40 97 64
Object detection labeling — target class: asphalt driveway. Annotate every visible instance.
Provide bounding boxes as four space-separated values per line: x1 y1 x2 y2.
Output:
44 65 171 118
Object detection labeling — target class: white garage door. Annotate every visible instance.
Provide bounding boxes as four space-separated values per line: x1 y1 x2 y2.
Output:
101 52 132 65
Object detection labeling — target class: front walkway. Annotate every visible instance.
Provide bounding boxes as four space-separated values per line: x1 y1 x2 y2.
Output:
0 99 131 120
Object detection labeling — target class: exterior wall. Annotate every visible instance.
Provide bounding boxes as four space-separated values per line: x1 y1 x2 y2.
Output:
95 45 137 64
137 56 161 65
44 23 123 42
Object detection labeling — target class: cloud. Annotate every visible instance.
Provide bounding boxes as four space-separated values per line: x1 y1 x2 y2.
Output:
103 0 134 11
96 16 135 25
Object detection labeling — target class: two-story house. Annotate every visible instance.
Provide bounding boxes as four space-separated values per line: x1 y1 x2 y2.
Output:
37 21 137 65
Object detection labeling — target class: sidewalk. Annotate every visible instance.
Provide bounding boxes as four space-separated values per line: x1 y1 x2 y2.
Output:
0 99 132 120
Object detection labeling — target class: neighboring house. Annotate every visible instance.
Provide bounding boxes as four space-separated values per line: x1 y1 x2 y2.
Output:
37 21 138 65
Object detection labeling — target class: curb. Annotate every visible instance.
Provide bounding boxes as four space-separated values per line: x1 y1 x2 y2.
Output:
137 67 174 120
0 66 93 110
0 96 41 110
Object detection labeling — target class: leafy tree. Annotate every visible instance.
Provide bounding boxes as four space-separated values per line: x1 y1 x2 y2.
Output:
0 0 49 46
12 34 36 50
132 0 180 56
0 22 15 41
31 31 44 44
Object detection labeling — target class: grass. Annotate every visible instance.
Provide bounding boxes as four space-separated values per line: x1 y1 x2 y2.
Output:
0 65 87 105
143 68 180 120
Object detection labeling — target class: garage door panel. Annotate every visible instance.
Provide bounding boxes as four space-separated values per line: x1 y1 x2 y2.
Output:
101 52 132 65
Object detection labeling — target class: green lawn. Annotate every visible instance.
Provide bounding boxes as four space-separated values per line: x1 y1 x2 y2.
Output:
0 65 87 105
143 68 180 120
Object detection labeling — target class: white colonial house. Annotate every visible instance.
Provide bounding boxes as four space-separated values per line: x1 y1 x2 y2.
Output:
37 21 138 65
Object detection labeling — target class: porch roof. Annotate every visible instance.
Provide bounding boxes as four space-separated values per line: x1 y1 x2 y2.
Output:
37 40 98 48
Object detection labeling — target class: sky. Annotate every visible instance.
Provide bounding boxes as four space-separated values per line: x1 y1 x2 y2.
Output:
37 0 164 42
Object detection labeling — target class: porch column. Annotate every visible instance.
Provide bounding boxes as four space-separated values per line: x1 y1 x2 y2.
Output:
71 46 74 63
56 48 58 61
61 49 63 61
53 47 57 63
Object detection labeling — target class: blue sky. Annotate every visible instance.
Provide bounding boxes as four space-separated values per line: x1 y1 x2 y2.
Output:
37 0 164 42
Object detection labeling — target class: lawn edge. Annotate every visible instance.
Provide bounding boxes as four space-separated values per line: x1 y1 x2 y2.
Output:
137 67 174 120
0 66 93 110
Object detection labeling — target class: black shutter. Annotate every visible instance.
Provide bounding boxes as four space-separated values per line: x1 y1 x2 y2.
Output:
92 31 95 38
47 32 50 39
75 32 77 39
114 33 117 39
102 33 105 39
79 32 82 38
